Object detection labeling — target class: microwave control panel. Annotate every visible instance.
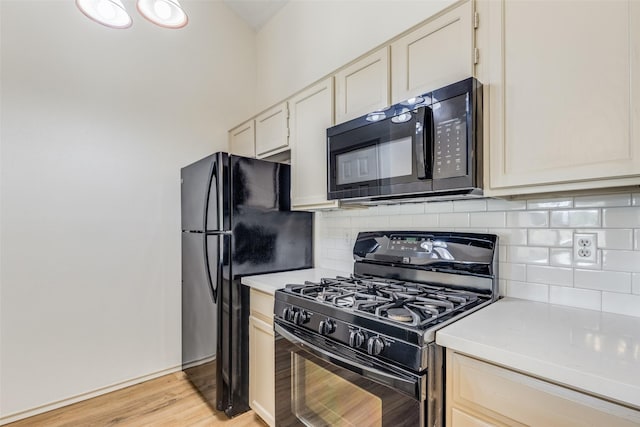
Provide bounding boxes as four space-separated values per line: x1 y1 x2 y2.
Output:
433 93 468 179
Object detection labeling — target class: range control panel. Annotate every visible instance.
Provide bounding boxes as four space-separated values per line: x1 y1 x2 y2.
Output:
388 235 435 253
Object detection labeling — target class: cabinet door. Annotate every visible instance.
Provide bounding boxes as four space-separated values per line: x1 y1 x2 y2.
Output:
255 102 289 158
228 120 255 158
290 77 339 210
335 47 390 124
249 315 275 427
391 0 474 104
446 350 640 427
482 0 640 195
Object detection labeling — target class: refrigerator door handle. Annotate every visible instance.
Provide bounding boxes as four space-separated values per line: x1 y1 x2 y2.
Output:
203 235 217 302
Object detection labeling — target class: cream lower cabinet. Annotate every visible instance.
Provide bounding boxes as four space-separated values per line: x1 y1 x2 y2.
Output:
446 349 640 427
249 289 275 427
391 0 475 104
290 77 339 210
478 0 640 197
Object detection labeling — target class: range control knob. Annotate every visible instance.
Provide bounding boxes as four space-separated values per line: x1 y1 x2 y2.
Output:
348 330 365 348
293 310 310 325
367 336 385 356
318 319 336 335
282 307 293 322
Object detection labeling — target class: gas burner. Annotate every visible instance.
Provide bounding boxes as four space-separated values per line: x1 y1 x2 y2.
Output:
387 308 414 322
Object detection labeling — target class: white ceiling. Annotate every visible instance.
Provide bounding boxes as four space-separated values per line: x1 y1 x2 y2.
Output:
223 0 289 30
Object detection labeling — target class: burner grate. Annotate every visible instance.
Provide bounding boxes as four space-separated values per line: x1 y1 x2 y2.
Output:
284 274 483 329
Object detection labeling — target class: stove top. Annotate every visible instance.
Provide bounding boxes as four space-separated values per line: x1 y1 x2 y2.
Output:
274 231 499 372
284 274 481 328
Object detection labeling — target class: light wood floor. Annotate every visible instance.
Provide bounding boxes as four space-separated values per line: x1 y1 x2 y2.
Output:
6 370 266 427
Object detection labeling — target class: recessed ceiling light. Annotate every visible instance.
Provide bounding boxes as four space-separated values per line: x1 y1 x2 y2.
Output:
137 0 188 29
76 0 133 29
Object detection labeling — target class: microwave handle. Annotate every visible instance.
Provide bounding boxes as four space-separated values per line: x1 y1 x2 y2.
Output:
415 106 432 180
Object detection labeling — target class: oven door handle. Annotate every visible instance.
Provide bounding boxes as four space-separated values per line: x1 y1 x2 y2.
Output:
274 322 421 400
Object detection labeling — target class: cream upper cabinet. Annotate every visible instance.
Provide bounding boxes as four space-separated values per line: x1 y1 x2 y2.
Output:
479 0 640 196
255 102 289 159
335 47 390 124
391 0 475 104
228 120 255 158
446 350 640 426
248 289 275 427
290 77 339 210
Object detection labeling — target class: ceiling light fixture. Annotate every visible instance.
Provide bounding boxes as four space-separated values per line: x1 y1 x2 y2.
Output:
137 0 189 29
76 0 133 29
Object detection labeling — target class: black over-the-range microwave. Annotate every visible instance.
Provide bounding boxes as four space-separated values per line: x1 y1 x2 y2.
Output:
327 77 482 203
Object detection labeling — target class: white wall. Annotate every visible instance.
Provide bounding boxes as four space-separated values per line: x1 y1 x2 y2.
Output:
0 0 256 421
255 0 456 111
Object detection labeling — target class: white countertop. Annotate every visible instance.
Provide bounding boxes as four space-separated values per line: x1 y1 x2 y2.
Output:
241 268 350 295
436 298 640 409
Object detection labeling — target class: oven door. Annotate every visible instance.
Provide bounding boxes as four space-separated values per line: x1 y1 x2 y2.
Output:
274 321 436 427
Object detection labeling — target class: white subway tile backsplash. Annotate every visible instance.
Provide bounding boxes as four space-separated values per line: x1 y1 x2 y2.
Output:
526 197 573 210
360 216 390 228
489 228 528 245
453 199 488 212
528 229 573 247
487 199 527 211
602 207 640 228
425 201 453 213
470 212 506 228
499 263 527 281
550 248 573 266
410 214 439 228
574 193 631 208
550 209 600 228
499 279 507 296
632 274 640 294
389 215 413 228
455 228 489 234
634 229 640 250
574 269 631 293
602 292 640 317
506 211 549 228
439 212 469 228
508 246 549 265
507 281 549 302
549 286 601 311
498 245 508 263
602 250 640 273
587 229 633 250
527 265 573 286
317 191 640 317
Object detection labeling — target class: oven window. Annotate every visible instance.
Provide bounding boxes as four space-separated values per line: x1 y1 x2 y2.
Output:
336 136 413 185
293 354 383 427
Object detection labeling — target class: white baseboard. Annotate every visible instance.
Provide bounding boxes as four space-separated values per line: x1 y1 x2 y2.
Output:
0 365 182 425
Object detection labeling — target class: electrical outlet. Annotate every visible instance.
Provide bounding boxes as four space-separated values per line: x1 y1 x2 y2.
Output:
574 233 597 263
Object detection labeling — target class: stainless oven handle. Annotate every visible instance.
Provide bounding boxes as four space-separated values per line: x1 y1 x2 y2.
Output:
274 322 420 399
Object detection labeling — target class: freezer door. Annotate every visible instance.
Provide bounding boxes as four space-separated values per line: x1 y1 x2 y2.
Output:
182 232 222 408
181 153 224 232
230 155 290 213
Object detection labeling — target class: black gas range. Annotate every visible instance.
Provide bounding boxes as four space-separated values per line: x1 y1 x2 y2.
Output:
273 231 498 427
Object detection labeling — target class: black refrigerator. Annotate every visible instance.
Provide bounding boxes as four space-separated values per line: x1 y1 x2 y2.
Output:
181 153 313 417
